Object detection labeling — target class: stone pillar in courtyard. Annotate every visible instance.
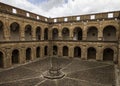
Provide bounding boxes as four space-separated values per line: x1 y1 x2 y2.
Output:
81 45 87 60
96 46 103 61
19 47 26 63
4 20 10 41
4 48 12 68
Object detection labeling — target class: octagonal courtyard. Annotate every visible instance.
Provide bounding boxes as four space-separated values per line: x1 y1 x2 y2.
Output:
0 57 115 86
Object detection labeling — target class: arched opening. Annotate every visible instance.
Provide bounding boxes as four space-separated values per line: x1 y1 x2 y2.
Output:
26 48 31 61
12 49 19 64
36 27 41 40
44 28 48 40
52 28 58 40
53 46 58 55
103 26 116 41
73 27 82 40
74 47 81 58
62 28 69 40
103 48 114 61
0 51 4 68
10 22 20 41
44 46 48 56
63 46 68 56
87 47 96 59
36 47 40 58
87 27 98 41
25 25 32 41
0 21 4 41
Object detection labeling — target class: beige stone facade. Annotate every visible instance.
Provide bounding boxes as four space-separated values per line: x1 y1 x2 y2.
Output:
0 2 120 68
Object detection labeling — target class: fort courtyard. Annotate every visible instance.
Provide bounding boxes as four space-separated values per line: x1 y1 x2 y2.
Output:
0 1 120 86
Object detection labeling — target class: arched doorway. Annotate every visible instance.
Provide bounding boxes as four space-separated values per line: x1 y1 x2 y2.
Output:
73 27 82 40
87 27 98 41
103 26 116 41
44 46 48 56
52 28 58 40
25 25 32 41
12 49 19 64
44 28 48 40
26 48 31 60
62 28 69 40
36 27 41 40
36 47 40 58
87 47 96 59
74 47 81 58
0 21 4 41
103 48 114 61
53 46 58 55
0 51 4 68
63 46 68 56
10 22 20 41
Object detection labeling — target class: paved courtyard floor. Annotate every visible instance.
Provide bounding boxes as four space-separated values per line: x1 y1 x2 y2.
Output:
0 57 115 86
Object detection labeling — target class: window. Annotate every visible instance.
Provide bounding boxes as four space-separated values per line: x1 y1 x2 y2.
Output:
37 16 40 20
45 18 47 21
54 19 57 22
90 15 95 20
108 13 113 18
76 17 80 21
26 13 30 17
12 8 17 14
64 18 68 22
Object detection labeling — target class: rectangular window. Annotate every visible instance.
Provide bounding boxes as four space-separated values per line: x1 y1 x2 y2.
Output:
64 18 68 22
12 8 17 14
54 19 57 22
108 13 113 18
37 16 40 20
26 13 30 17
76 17 80 21
45 18 47 21
90 15 95 20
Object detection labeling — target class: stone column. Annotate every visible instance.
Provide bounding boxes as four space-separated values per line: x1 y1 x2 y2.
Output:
40 46 44 58
32 26 36 41
58 28 62 40
4 48 12 68
58 45 62 57
4 20 10 41
83 26 87 40
69 28 73 40
41 28 44 40
96 46 103 61
31 46 36 60
19 47 26 63
69 46 74 58
20 25 25 41
81 45 87 60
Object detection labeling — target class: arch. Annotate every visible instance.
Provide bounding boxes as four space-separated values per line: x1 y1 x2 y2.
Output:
12 49 19 64
44 28 48 40
36 47 40 58
0 51 4 68
87 47 96 59
53 45 58 55
63 46 68 56
26 48 31 60
0 21 4 41
25 25 32 41
103 25 116 41
87 26 98 41
62 28 69 40
52 28 58 40
73 27 82 40
74 47 81 58
44 46 48 56
10 22 20 41
103 48 114 61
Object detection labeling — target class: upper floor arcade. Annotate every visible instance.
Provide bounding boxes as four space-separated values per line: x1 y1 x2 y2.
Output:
0 2 120 42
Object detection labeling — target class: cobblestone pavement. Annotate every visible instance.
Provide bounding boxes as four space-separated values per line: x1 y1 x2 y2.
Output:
0 57 115 86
